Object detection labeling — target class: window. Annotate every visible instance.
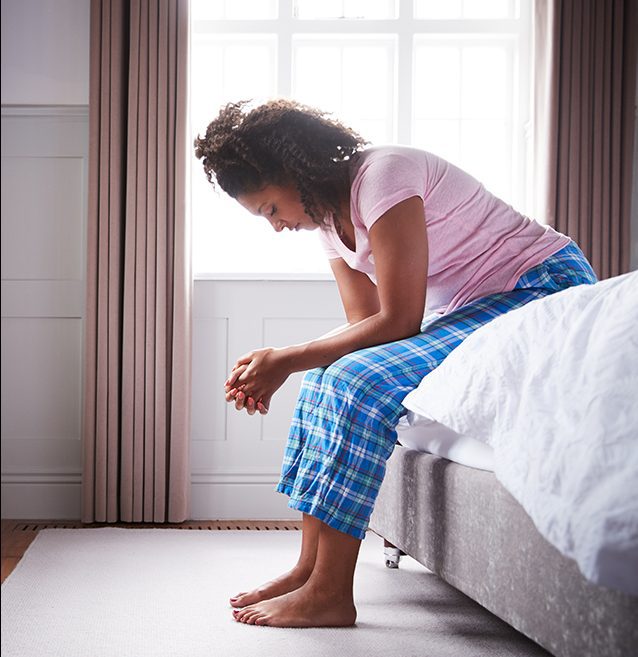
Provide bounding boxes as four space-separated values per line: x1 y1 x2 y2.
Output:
190 0 531 276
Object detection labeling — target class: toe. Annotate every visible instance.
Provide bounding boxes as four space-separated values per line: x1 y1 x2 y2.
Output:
230 594 247 608
244 609 261 625
232 608 247 622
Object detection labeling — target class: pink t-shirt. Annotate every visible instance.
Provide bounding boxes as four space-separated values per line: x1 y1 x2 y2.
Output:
318 146 571 314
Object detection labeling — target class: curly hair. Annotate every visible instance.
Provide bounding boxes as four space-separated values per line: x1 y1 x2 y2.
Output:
193 99 369 226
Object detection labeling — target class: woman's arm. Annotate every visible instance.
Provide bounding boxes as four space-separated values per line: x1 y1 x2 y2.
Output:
298 259 380 342
226 265 378 413
330 257 380 325
284 195 428 368
227 196 428 410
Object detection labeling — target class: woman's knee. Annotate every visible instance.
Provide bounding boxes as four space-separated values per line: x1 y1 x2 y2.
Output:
295 367 328 408
300 366 326 387
321 352 383 398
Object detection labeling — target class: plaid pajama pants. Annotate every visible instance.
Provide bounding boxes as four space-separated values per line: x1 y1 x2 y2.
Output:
276 241 597 540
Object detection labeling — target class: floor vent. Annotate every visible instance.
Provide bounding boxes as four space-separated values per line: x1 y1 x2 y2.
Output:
15 523 83 532
12 521 302 532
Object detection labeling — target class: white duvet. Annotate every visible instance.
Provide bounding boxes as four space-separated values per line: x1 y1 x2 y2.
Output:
402 271 638 596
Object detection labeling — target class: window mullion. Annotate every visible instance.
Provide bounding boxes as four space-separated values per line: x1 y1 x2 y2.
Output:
518 0 532 213
278 0 294 96
396 0 414 144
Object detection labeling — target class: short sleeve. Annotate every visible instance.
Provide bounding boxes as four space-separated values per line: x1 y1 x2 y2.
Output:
317 226 341 259
352 150 426 231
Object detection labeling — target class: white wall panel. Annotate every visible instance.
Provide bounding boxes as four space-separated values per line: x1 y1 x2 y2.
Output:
1 280 84 317
191 481 299 520
190 278 345 518
0 480 82 519
1 318 82 440
1 438 81 474
191 317 229 441
1 156 84 279
1 107 87 518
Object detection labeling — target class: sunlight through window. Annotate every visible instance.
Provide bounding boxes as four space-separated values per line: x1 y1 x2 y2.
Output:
190 0 530 276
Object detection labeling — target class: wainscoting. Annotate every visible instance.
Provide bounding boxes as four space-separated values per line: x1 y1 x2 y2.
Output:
1 106 88 519
190 277 343 519
1 105 345 519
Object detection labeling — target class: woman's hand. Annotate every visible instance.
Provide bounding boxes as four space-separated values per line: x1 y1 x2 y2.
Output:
224 347 293 415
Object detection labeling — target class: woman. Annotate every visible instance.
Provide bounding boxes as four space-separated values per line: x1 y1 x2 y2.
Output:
194 99 597 628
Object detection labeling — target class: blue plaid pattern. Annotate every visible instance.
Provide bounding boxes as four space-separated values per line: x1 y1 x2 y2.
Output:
276 242 597 539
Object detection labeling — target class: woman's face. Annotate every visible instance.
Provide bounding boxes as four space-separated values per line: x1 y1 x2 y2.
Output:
236 184 319 233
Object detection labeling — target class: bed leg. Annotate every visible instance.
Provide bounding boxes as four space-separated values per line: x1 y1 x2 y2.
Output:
383 539 404 569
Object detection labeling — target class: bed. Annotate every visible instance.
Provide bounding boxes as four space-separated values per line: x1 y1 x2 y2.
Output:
369 270 638 657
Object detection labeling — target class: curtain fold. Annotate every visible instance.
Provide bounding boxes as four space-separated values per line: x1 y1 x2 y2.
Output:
533 0 637 278
83 0 191 523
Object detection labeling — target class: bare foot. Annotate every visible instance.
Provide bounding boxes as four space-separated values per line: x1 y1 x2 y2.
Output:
232 581 357 628
229 565 312 608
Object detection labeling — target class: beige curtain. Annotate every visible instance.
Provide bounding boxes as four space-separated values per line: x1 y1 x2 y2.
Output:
83 0 191 523
533 0 638 279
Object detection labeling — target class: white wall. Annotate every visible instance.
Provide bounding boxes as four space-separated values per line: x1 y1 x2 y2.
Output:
1 0 90 518
1 0 90 105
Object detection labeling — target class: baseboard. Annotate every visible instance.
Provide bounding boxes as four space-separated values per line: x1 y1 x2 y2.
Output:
1 476 301 521
190 480 301 520
1 477 82 519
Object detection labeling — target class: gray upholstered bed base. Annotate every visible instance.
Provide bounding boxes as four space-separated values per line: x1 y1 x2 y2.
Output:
369 445 638 657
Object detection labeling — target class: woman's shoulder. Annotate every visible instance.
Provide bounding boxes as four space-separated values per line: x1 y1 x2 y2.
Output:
353 145 449 181
357 144 429 164
349 146 435 230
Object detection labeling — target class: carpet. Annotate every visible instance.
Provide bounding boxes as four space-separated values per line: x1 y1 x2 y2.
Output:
1 528 550 657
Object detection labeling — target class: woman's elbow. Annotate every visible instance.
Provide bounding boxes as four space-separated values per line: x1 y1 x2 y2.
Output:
400 317 423 338
382 312 423 340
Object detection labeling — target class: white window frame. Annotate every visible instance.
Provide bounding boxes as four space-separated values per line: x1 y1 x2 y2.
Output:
190 0 532 279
